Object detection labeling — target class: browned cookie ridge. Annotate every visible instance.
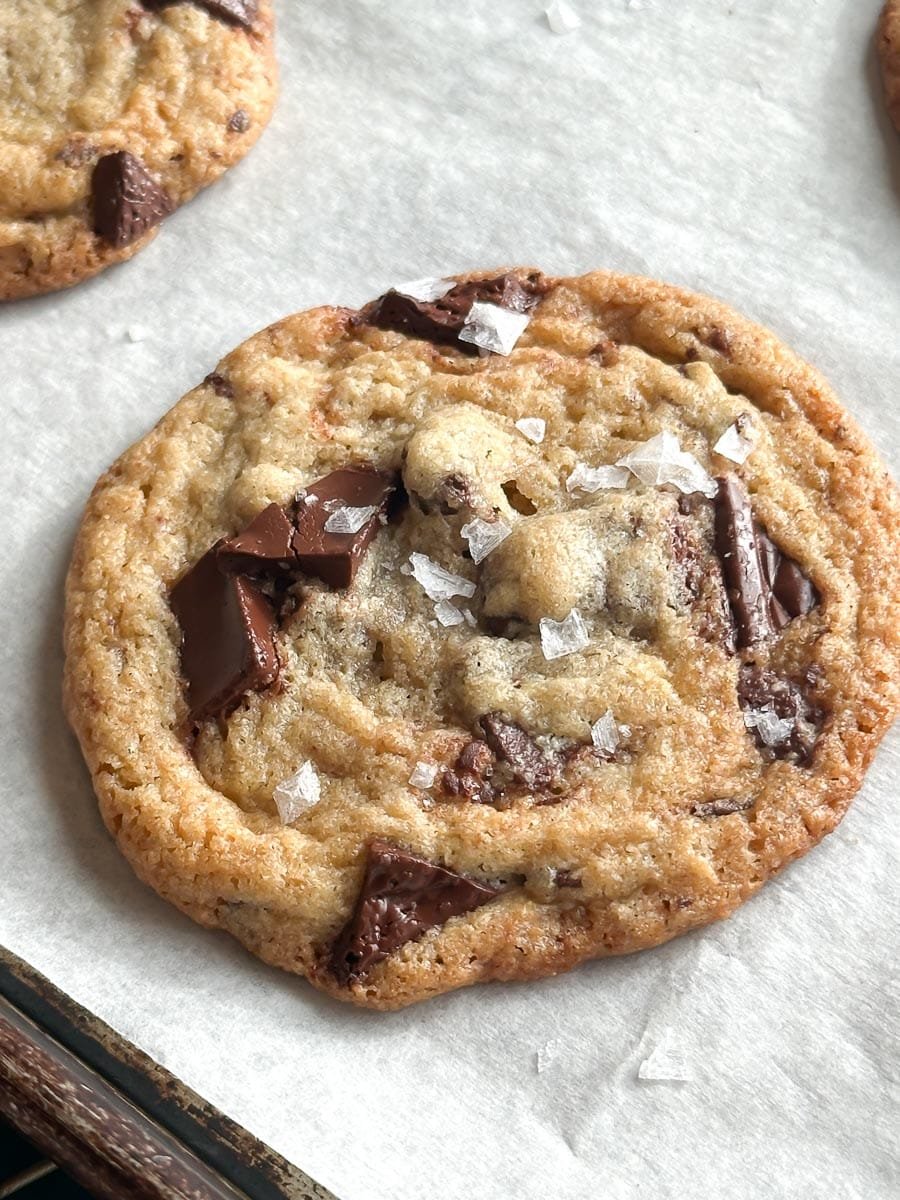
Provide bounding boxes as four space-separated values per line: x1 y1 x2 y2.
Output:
64 269 900 1009
0 0 277 299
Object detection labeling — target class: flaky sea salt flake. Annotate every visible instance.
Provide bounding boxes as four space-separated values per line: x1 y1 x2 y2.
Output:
616 431 717 498
409 761 438 789
323 504 378 534
459 301 530 356
545 1 581 33
713 421 756 465
395 276 455 303
461 516 512 564
515 417 546 444
408 552 476 602
462 608 477 627
539 608 589 660
638 1029 691 1083
273 761 321 825
591 710 629 756
566 462 630 494
743 706 795 747
434 599 466 627
126 324 148 343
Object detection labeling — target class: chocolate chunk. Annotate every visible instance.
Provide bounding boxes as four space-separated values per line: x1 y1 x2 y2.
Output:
554 869 582 888
478 712 555 790
204 372 235 399
738 665 825 765
714 476 818 647
360 272 547 355
691 797 754 818
714 476 774 647
701 325 733 357
170 545 278 722
142 0 258 27
227 109 251 133
441 740 495 805
217 504 297 576
291 467 396 588
330 840 501 984
92 151 173 248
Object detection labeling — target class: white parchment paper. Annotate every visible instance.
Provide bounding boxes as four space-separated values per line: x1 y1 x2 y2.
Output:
2 2 899 1197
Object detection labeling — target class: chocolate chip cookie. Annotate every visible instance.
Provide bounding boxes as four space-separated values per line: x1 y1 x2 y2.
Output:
879 1 900 132
63 269 900 1009
0 1 276 301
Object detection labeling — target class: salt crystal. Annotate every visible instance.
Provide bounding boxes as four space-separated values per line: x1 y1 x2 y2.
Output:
566 462 630 494
536 1040 563 1073
591 710 630 755
460 516 512 564
616 431 717 498
394 276 455 303
515 417 546 444
459 302 530 356
409 761 438 789
638 1029 691 1083
462 608 477 627
407 552 476 602
126 325 148 343
545 1 581 33
713 421 756 465
323 504 378 534
743 706 795 747
434 599 465 627
539 608 590 660
273 761 321 825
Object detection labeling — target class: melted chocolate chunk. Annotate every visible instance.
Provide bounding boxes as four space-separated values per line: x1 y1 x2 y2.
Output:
441 740 495 805
330 840 501 984
204 372 235 399
714 476 818 648
217 503 297 575
92 151 173 248
691 797 755 818
360 272 547 355
291 468 396 588
142 0 258 27
738 665 825 765
478 712 555 790
170 545 278 722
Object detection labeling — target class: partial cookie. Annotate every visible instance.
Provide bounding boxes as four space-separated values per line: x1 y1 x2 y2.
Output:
63 269 900 1009
0 1 276 300
879 1 900 132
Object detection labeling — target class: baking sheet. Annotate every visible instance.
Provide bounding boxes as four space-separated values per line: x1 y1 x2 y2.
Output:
2 1 899 1197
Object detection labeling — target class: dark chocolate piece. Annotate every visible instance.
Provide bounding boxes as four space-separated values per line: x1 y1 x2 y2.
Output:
714 475 818 647
330 840 500 984
170 545 278 722
92 151 173 248
142 0 258 28
479 712 555 790
738 665 825 766
714 476 774 647
360 272 547 355
291 467 395 588
554 869 582 888
204 372 235 399
441 740 495 805
227 109 251 132
691 797 755 818
217 503 297 575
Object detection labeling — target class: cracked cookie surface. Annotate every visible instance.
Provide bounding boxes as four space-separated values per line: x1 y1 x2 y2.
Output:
0 0 276 300
63 269 900 1009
